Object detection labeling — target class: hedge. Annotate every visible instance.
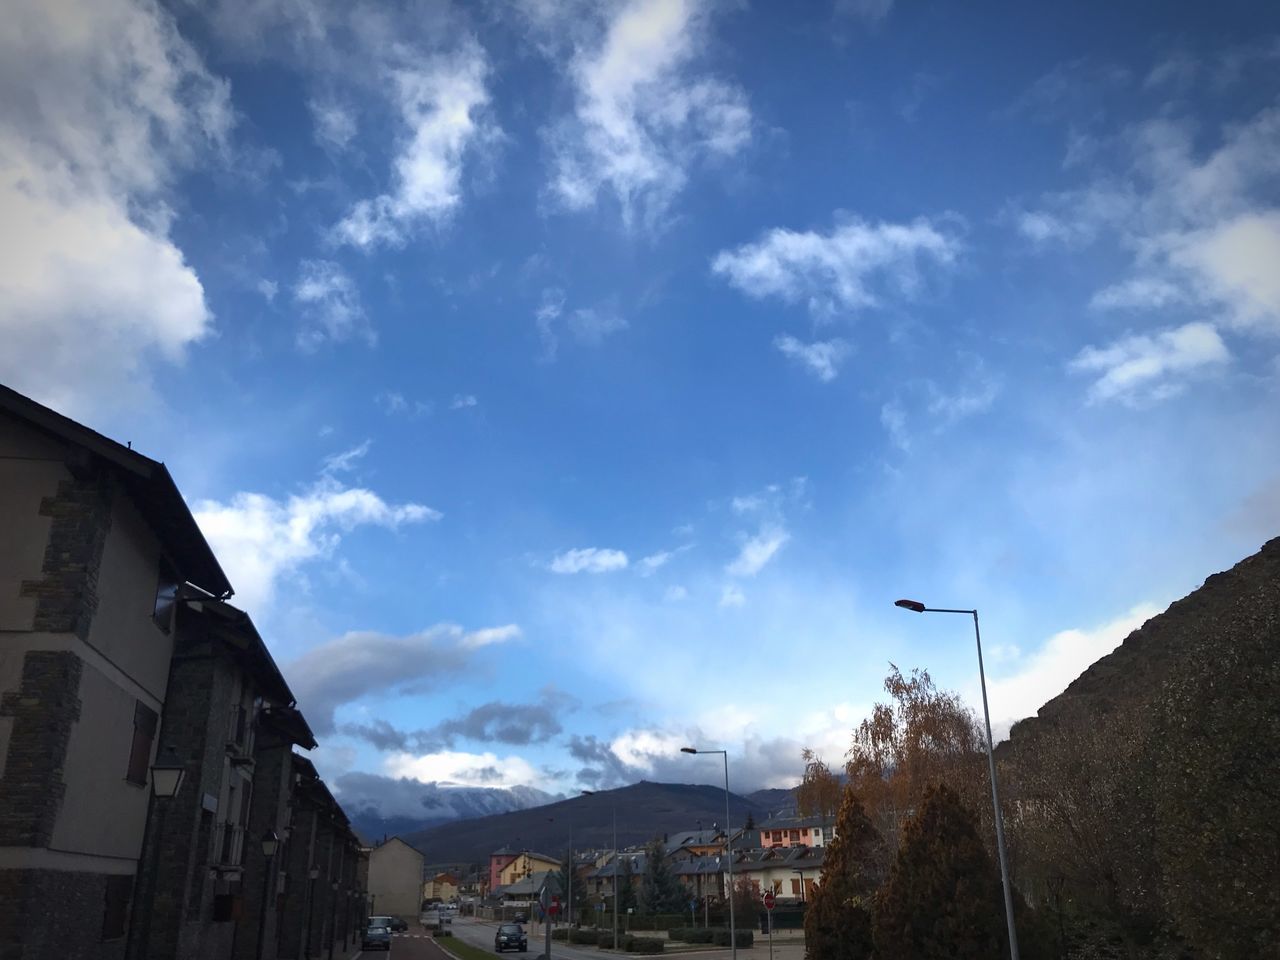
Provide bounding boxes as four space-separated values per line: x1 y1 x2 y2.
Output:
626 914 686 932
551 930 568 941
668 928 714 943
569 929 599 945
626 938 665 954
713 929 755 948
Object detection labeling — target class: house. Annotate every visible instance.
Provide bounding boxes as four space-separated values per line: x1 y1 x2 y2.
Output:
583 850 645 902
732 846 825 902
0 383 230 959
367 837 425 922
664 827 727 861
423 871 458 903
498 851 561 887
487 847 520 896
756 814 836 849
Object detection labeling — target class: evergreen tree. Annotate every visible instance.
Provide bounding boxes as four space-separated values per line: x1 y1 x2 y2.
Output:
640 838 686 914
872 783 1003 960
617 853 638 913
744 810 756 831
803 786 880 960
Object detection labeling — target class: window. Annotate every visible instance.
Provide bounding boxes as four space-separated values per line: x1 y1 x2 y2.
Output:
101 875 132 941
790 879 800 894
126 702 158 785
153 560 178 633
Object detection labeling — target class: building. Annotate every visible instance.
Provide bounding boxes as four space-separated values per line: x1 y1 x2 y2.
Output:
423 871 458 903
497 850 561 888
0 383 232 960
733 846 825 902
367 837 425 922
487 847 520 896
664 828 727 861
756 814 835 849
0 384 364 960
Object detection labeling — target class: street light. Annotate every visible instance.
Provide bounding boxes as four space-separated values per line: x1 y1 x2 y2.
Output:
255 829 280 960
581 790 618 950
894 599 1020 960
129 745 186 960
681 747 736 960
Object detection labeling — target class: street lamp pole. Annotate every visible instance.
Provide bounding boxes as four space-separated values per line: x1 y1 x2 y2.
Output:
681 748 735 960
894 600 1020 960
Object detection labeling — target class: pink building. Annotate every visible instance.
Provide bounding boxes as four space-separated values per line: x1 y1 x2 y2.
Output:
488 847 519 893
757 815 833 849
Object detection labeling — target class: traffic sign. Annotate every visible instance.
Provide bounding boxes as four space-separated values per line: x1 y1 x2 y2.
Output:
762 891 775 911
549 897 560 917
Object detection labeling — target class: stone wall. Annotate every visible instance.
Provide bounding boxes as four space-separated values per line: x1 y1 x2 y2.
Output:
0 867 128 960
0 651 83 847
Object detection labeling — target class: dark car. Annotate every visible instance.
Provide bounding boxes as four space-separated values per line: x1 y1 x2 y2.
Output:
511 912 528 923
370 915 408 933
494 923 528 953
362 924 392 952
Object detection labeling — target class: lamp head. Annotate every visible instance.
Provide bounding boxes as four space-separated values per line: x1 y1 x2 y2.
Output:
894 599 927 613
261 828 280 858
150 744 186 798
680 747 698 754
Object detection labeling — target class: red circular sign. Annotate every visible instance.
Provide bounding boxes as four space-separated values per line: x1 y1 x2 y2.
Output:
762 892 775 910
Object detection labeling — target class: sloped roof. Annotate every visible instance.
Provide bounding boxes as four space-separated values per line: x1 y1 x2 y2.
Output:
0 383 231 597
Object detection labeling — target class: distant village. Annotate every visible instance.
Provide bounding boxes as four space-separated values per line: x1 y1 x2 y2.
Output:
366 815 833 923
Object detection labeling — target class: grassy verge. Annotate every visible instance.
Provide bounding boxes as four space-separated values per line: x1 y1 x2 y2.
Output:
434 936 498 960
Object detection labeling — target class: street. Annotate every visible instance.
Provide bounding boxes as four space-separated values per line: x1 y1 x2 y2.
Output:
381 917 809 960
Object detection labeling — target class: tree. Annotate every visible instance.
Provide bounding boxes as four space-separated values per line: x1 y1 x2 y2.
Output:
639 838 685 914
872 784 1004 960
730 875 758 928
559 845 588 924
794 749 841 838
743 810 756 831
843 665 986 876
803 786 879 960
616 853 638 913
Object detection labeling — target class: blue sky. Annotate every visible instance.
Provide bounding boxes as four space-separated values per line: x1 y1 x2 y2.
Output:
3 0 1278 814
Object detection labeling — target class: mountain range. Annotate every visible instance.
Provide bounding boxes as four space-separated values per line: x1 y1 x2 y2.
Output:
399 780 798 865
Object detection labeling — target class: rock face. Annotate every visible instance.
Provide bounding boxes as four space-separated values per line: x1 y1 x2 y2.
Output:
1007 535 1280 743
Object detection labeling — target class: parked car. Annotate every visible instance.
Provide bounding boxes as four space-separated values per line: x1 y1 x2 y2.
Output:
494 923 528 953
362 924 392 952
512 912 528 923
370 915 407 933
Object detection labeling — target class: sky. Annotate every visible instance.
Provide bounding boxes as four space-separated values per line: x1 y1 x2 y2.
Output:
3 0 1279 818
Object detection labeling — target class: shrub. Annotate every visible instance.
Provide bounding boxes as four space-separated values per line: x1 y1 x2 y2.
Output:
551 929 568 941
686 929 714 944
713 929 754 948
570 929 598 944
628 937 665 954
597 931 623 948
628 913 686 931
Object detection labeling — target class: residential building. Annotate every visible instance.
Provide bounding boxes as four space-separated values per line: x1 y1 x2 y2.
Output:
487 847 519 895
732 846 825 902
664 828 726 861
757 814 835 849
367 837 424 922
498 851 561 887
423 871 458 903
0 384 231 960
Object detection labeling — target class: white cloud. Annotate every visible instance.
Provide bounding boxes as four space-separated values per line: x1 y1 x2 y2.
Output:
1022 105 1280 340
1090 277 1187 311
726 526 789 577
984 604 1160 739
450 394 478 409
293 260 373 349
257 279 279 302
309 97 356 149
386 750 546 789
568 307 629 344
1070 321 1231 404
550 547 630 574
321 440 372 475
836 0 895 22
663 585 688 602
712 216 960 317
639 551 673 575
460 625 523 650
544 0 751 229
0 0 230 416
773 335 851 382
192 477 439 616
718 584 746 607
333 41 493 247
